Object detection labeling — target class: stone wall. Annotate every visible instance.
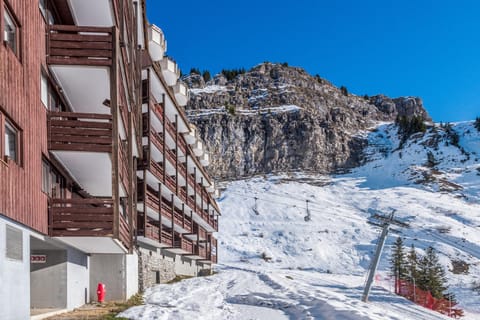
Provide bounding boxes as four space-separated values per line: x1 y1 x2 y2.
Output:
138 247 176 291
137 246 213 291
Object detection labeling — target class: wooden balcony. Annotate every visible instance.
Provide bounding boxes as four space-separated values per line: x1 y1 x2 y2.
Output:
165 148 176 167
150 159 164 182
48 112 113 153
179 187 187 203
119 140 129 191
138 182 160 212
49 197 130 249
187 196 195 209
164 115 177 140
187 175 196 191
173 237 193 253
211 254 217 264
150 129 164 154
178 135 187 155
173 208 192 233
160 199 173 221
195 245 207 259
164 174 176 194
47 25 114 67
151 100 164 123
193 223 207 240
137 215 173 247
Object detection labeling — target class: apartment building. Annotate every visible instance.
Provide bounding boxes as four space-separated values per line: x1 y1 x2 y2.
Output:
0 1 218 319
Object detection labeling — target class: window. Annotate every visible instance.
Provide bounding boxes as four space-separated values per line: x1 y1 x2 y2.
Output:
41 159 66 198
6 225 23 261
4 120 18 163
41 71 48 107
40 70 68 111
3 4 19 56
39 0 55 24
42 160 49 193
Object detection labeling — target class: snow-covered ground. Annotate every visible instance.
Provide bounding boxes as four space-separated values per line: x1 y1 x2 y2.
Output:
121 122 480 320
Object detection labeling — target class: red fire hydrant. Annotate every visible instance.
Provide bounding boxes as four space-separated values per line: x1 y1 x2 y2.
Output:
97 283 106 303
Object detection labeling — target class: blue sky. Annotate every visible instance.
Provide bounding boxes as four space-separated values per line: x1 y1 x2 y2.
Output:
146 1 480 122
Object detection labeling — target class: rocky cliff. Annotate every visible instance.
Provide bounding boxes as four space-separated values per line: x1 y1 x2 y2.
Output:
184 63 431 180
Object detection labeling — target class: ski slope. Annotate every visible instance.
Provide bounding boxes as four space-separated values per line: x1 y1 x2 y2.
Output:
121 122 480 319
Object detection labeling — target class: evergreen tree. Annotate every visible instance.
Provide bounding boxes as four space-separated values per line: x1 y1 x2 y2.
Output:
396 115 426 140
426 151 438 168
390 237 407 293
190 67 201 75
475 117 480 131
417 246 448 299
406 244 419 283
340 85 348 96
202 70 211 82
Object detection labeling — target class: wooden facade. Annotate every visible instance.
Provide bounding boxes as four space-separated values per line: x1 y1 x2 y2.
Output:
0 0 49 233
0 0 218 262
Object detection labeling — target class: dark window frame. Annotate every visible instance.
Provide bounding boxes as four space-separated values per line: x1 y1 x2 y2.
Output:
4 117 21 165
41 67 70 112
0 108 22 166
41 157 67 199
2 1 21 60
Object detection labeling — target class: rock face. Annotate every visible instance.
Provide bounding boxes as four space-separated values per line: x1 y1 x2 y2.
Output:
184 63 431 180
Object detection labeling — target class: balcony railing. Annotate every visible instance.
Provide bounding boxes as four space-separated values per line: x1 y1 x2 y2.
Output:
178 135 187 155
195 245 207 259
193 224 207 240
179 187 187 203
150 159 164 182
47 25 114 67
138 183 160 212
48 112 112 153
152 101 164 123
149 129 164 153
49 197 115 237
138 215 173 247
165 148 176 167
164 174 176 194
119 140 129 191
160 200 173 221
173 237 193 253
164 115 177 140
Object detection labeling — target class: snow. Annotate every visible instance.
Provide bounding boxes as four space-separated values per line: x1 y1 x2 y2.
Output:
121 122 480 320
190 85 228 95
187 105 302 118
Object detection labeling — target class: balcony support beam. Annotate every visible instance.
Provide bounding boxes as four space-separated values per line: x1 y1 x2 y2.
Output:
162 94 166 184
175 114 179 195
111 26 120 240
170 194 175 241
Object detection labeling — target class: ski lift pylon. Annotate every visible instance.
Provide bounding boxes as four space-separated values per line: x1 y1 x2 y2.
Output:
253 196 260 215
304 199 311 222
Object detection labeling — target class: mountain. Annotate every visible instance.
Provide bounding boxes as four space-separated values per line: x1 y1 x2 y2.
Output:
121 121 480 320
184 62 430 180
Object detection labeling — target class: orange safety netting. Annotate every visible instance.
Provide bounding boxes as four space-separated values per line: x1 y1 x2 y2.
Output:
395 279 464 318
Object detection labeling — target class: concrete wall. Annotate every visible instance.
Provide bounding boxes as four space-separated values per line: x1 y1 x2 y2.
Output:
30 243 89 310
66 248 90 309
125 252 139 299
30 250 67 309
0 218 31 320
90 254 126 301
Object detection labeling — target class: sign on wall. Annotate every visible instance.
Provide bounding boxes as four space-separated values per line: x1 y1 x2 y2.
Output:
31 255 47 264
